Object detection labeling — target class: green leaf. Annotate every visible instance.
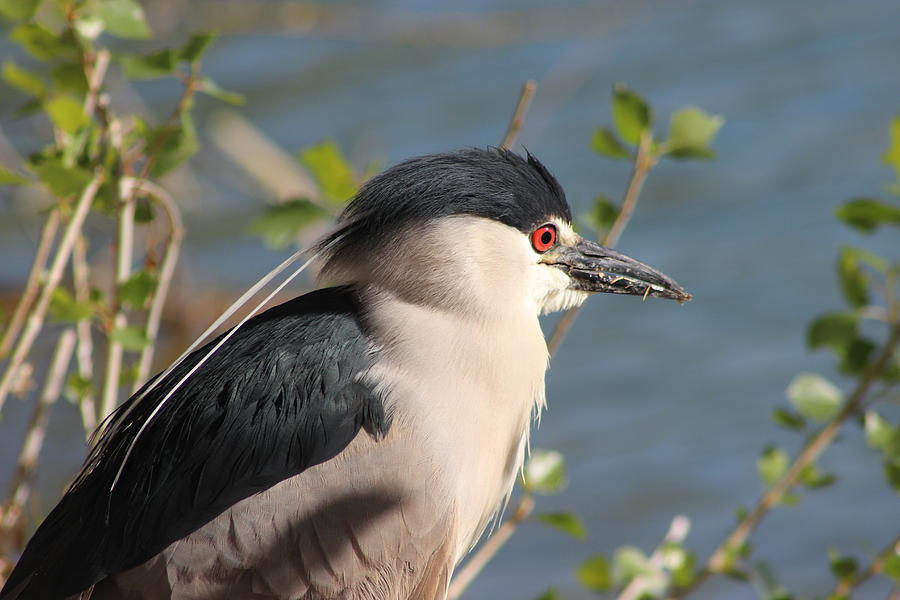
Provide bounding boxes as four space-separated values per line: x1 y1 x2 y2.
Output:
786 373 842 421
119 49 177 79
0 0 42 21
663 545 697 588
576 555 612 592
199 77 245 105
119 270 159 309
828 549 858 581
882 553 900 581
30 157 92 197
666 106 723 159
838 337 875 376
249 198 331 249
591 127 631 159
758 445 788 488
883 116 900 180
46 96 89 134
94 0 152 39
11 23 77 61
536 512 586 539
799 464 836 489
74 15 105 40
611 84 652 146
51 62 88 95
299 141 357 205
148 114 199 177
110 326 150 351
837 246 869 308
864 412 897 452
134 196 155 223
3 60 45 96
772 407 806 430
0 165 31 185
884 460 900 493
806 312 858 352
588 195 618 233
64 373 93 403
522 449 566 494
49 288 94 322
179 33 216 62
532 589 558 600
835 197 900 233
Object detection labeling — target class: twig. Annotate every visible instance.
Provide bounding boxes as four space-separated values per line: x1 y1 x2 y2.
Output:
0 173 104 411
1 328 76 531
127 179 184 392
0 210 61 358
72 235 97 436
500 80 537 150
547 130 656 356
675 325 900 596
100 180 135 420
447 495 535 599
82 49 110 117
833 534 900 597
618 515 690 600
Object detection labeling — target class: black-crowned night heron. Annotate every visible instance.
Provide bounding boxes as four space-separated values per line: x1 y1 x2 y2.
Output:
1 148 689 600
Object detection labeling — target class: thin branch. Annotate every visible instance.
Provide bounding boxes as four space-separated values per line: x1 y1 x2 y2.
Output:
500 80 537 150
618 515 691 600
447 495 535 599
100 180 135 420
0 210 61 358
0 173 104 412
547 130 656 356
676 324 900 596
127 179 184 392
83 48 110 117
72 235 97 436
833 534 900 597
1 328 76 531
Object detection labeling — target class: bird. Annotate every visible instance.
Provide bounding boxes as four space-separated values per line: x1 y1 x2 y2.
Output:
1 147 690 600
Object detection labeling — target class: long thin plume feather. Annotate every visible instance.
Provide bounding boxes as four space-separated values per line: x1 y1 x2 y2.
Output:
108 241 331 496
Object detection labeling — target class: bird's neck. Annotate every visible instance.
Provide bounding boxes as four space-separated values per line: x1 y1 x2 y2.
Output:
358 282 549 556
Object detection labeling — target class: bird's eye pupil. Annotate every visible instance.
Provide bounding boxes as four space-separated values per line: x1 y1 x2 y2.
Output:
540 231 552 245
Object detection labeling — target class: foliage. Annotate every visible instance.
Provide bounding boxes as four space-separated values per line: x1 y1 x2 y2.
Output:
0 0 236 577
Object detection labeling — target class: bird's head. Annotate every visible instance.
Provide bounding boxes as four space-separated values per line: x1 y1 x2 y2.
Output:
319 148 690 318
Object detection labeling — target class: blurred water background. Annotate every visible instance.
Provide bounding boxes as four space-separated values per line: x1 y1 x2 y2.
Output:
2 0 900 597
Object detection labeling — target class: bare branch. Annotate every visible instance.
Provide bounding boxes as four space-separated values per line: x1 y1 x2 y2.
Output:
100 181 135 420
447 495 535 599
500 80 537 150
1 328 76 532
0 173 104 411
72 235 97 436
0 211 61 357
127 179 185 392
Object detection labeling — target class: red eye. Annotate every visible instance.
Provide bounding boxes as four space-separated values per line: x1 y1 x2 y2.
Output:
531 224 557 253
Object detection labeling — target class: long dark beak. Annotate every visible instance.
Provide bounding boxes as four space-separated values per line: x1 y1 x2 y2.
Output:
544 238 692 303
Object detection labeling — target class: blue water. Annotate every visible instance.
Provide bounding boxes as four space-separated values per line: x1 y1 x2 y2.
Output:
1 0 899 598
